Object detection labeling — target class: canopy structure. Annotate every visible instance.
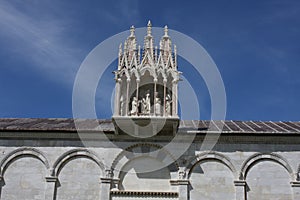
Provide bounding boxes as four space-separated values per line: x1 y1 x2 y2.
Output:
112 21 180 136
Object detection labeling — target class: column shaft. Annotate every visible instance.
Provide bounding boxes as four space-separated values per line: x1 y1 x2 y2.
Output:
154 81 157 115
125 80 130 116
100 178 111 200
114 79 121 116
291 181 300 200
163 82 166 116
172 82 177 116
234 180 246 200
45 177 58 200
136 81 139 115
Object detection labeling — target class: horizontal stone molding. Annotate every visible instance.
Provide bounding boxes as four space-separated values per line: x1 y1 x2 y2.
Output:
45 176 58 183
234 180 247 186
170 179 190 185
291 181 300 187
110 190 178 197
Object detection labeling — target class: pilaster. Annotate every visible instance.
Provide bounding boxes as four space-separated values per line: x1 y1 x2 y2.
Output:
234 180 246 200
291 181 300 200
99 169 114 200
170 179 189 200
45 176 58 200
114 78 121 116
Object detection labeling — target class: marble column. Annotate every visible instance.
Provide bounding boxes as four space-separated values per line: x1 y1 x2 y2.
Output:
99 169 113 200
163 80 167 116
172 80 178 116
99 178 111 200
153 80 157 115
291 181 300 200
125 79 130 116
0 176 4 199
178 180 189 200
45 176 58 200
170 179 189 200
114 78 121 116
135 79 140 114
234 180 246 200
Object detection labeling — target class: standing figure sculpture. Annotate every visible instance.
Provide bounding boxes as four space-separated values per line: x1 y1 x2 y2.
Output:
165 94 172 116
141 91 151 115
130 97 138 116
155 97 161 116
120 95 125 116
154 92 161 116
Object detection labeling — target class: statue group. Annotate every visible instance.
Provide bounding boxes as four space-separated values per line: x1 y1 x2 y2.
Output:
128 91 172 116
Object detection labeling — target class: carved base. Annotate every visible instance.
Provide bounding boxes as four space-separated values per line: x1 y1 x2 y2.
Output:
112 116 179 137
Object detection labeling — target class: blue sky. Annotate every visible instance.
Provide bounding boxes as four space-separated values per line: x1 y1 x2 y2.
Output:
0 0 299 121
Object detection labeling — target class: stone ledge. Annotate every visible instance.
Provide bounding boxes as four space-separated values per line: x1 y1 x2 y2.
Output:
170 179 190 185
100 177 119 184
110 190 178 197
234 180 247 186
45 176 58 183
291 181 300 187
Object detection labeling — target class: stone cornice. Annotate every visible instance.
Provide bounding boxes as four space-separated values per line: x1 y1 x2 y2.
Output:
1 131 300 145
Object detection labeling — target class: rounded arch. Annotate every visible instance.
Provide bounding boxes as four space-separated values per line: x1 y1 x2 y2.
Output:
52 148 105 177
0 147 50 177
186 151 237 179
239 153 294 180
111 143 179 178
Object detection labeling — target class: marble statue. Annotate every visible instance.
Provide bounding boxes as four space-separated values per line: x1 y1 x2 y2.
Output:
113 22 179 118
155 97 161 116
141 92 151 115
130 97 138 116
165 94 171 116
120 95 125 116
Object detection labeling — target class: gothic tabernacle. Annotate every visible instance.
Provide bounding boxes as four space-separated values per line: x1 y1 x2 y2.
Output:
112 21 180 136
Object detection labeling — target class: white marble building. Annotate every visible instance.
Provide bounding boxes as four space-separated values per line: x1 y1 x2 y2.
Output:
0 23 300 200
0 118 300 200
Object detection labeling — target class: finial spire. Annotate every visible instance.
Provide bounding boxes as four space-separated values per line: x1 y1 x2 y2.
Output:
119 43 122 55
147 20 152 36
130 25 135 37
164 25 169 37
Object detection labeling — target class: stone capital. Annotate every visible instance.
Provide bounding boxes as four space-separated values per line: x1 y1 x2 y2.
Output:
291 181 300 187
234 180 247 186
45 176 58 183
170 179 190 186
